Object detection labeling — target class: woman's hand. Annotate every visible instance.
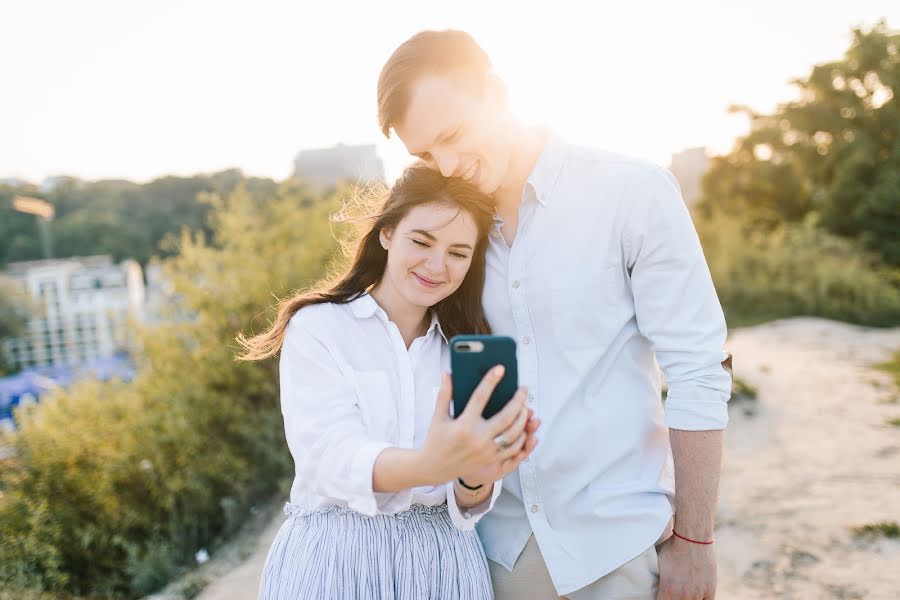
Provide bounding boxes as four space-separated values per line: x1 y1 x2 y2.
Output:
417 366 540 486
459 405 540 487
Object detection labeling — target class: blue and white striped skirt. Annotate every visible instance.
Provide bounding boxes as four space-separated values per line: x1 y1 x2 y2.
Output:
258 502 493 599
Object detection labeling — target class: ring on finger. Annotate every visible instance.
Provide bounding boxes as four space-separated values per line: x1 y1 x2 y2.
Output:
493 434 510 448
501 432 526 453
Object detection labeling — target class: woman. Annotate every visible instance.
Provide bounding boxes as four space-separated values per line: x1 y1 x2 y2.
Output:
237 162 539 599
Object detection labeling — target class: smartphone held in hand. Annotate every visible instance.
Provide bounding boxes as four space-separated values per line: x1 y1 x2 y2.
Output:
450 334 518 419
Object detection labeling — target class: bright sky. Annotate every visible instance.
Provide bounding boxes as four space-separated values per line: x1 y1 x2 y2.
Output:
2 1 898 184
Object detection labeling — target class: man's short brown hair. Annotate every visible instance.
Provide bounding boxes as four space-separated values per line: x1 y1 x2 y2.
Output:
377 30 492 138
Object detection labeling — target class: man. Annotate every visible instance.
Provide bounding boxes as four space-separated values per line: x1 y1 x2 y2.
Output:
377 30 732 600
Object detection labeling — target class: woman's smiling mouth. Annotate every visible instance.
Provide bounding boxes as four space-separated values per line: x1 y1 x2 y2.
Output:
412 272 442 288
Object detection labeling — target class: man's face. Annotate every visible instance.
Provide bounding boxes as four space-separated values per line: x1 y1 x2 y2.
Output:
393 74 512 196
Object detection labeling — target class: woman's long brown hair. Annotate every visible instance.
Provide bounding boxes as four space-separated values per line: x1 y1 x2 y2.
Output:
235 162 495 361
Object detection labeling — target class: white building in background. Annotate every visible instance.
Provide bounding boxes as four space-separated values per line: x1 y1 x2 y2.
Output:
669 147 710 206
293 143 385 188
1 255 145 371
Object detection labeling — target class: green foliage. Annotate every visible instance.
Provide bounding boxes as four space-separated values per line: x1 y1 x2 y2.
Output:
0 170 278 268
877 350 900 388
0 274 32 375
731 377 758 401
853 521 900 538
0 179 342 597
696 210 900 327
697 21 900 265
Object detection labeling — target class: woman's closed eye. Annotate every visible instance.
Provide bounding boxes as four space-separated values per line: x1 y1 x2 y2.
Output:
412 239 468 259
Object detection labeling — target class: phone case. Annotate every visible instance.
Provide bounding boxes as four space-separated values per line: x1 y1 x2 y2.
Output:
450 334 518 419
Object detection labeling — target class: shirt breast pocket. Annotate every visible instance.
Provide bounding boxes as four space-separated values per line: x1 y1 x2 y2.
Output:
550 263 622 350
351 370 398 442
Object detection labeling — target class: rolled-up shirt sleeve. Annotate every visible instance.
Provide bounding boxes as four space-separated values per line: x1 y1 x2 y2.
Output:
444 478 504 531
280 314 407 515
626 167 732 431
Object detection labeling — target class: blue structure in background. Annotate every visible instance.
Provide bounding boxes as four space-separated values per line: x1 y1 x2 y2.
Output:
0 352 136 429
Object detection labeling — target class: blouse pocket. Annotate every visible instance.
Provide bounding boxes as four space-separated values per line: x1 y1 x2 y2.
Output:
351 370 398 443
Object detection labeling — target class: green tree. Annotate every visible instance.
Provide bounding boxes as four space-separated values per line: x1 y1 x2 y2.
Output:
698 21 899 264
0 170 279 269
0 276 29 340
0 275 32 375
0 187 44 265
0 179 344 597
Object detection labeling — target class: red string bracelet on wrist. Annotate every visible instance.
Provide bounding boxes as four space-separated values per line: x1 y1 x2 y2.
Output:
672 530 714 545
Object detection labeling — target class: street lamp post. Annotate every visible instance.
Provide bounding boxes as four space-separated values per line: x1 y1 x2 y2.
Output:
12 196 55 260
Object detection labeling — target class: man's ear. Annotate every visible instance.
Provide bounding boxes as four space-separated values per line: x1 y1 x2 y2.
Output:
484 70 508 111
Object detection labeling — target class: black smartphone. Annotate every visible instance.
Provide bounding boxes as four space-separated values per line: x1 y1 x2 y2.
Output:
450 334 518 419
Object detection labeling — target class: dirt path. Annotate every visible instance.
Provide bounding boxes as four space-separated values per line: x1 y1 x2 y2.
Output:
192 512 285 600
187 317 900 599
715 318 900 599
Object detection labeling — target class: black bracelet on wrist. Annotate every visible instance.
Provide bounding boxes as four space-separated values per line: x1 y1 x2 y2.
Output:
457 477 484 491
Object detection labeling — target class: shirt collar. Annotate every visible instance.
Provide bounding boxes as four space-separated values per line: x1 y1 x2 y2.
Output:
525 130 567 207
348 292 380 318
425 310 448 344
348 292 447 343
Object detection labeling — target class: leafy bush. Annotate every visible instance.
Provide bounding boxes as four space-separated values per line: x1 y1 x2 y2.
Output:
853 521 900 539
696 211 900 327
0 180 342 597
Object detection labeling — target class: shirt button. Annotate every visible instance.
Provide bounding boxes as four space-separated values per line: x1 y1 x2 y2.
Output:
527 394 534 403
523 336 531 345
511 280 520 289
530 505 539 513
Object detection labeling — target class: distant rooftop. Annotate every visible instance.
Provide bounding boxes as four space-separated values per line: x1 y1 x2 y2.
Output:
5 254 117 276
293 143 385 188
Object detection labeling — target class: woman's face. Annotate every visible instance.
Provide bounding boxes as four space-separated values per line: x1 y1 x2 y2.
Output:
379 201 479 309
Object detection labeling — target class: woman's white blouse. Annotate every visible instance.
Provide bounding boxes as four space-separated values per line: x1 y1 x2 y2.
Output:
279 293 501 531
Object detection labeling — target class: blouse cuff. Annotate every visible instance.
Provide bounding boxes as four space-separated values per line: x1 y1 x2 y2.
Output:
445 478 504 531
346 441 394 516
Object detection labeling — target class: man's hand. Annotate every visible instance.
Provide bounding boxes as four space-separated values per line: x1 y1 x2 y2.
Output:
656 536 717 600
663 428 723 599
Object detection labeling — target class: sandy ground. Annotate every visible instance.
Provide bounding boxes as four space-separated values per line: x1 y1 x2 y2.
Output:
715 318 900 600
180 317 900 600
